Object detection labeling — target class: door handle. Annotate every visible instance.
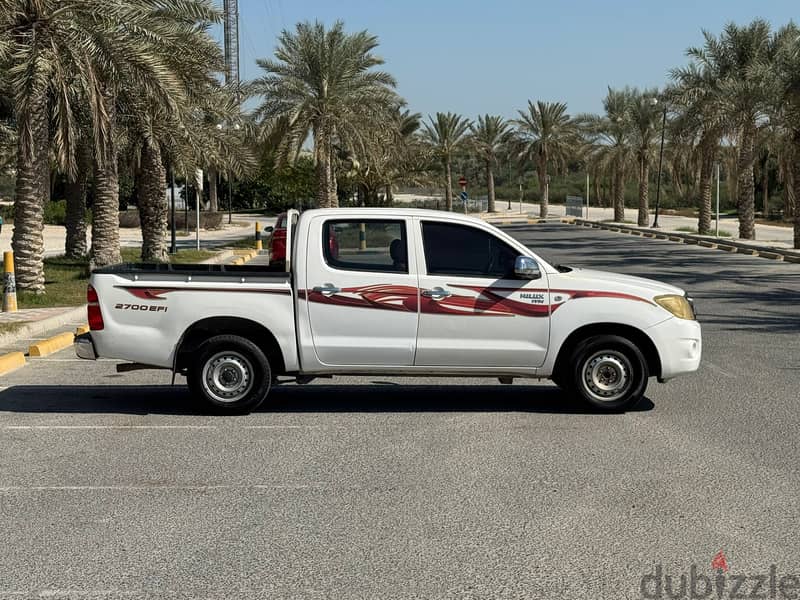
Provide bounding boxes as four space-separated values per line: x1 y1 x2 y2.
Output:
421 287 452 300
313 284 341 296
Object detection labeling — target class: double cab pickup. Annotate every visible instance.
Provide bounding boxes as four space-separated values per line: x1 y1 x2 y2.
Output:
76 208 701 413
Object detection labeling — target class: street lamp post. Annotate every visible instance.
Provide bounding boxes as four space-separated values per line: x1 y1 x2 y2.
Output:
169 168 177 254
652 101 668 229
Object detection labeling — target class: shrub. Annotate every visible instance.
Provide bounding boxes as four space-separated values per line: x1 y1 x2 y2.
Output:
119 210 141 228
44 200 67 225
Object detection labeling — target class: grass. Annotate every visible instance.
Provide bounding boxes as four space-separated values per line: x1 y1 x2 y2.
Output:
601 218 635 224
675 226 732 237
16 246 218 309
228 236 260 249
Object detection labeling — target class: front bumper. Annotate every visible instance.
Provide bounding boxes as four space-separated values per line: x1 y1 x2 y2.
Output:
646 317 702 381
75 333 98 360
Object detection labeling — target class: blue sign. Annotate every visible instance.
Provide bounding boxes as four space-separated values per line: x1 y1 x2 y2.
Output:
459 191 468 201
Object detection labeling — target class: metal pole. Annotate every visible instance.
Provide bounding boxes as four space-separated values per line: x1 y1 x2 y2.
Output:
716 162 721 237
587 173 592 218
195 189 201 251
652 105 667 228
519 179 524 213
184 175 189 234
228 176 233 224
170 168 177 255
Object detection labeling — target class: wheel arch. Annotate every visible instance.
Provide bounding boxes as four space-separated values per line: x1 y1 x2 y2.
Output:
553 322 661 380
174 316 286 375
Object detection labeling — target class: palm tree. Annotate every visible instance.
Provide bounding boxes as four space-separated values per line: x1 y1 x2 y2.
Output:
470 115 510 213
0 0 221 287
669 61 728 235
627 89 663 226
422 112 472 211
253 20 398 208
685 20 776 240
762 22 800 248
512 101 580 218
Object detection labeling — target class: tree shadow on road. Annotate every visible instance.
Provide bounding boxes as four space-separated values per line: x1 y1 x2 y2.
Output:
0 383 654 416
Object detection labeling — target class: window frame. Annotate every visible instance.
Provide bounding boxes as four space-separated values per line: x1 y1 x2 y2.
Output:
322 218 410 274
420 220 522 279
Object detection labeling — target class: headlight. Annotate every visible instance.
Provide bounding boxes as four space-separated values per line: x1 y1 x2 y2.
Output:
654 294 695 320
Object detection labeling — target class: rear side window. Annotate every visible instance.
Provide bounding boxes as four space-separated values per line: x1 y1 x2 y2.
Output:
422 221 519 278
276 215 287 229
323 220 408 273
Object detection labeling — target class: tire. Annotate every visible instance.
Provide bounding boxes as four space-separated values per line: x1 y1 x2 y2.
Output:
564 334 649 412
187 334 271 414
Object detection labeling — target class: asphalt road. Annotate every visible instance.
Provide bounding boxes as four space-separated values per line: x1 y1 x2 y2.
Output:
0 223 798 599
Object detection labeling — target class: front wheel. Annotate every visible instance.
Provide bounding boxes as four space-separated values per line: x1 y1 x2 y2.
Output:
187 334 271 414
566 335 649 412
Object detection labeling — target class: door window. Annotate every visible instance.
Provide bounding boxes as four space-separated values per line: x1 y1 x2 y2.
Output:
421 221 520 278
323 220 408 273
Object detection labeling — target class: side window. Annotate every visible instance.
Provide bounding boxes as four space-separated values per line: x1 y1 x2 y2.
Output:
323 220 408 273
422 221 520 278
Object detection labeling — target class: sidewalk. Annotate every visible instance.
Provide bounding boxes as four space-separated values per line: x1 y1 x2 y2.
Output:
481 202 797 250
0 213 275 257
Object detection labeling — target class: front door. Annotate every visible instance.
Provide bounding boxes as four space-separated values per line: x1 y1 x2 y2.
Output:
414 219 550 368
304 216 419 366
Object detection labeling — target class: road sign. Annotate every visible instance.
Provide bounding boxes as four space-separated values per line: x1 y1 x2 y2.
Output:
458 176 467 188
459 191 468 201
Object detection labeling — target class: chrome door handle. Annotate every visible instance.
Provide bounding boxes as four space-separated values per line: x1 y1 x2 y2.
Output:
313 284 341 296
421 287 452 299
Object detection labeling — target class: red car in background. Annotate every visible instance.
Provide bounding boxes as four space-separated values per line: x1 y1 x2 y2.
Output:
267 211 338 269
266 212 288 269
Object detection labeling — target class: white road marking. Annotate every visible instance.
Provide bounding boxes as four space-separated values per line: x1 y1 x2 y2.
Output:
0 484 320 492
1 425 216 430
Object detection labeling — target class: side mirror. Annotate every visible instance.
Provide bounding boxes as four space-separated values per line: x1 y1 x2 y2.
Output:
264 226 274 234
514 256 541 280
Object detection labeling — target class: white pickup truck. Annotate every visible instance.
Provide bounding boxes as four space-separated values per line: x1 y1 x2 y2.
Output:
76 208 701 413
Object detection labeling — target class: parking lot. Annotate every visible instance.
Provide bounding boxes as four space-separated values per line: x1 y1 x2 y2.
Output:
1 223 798 599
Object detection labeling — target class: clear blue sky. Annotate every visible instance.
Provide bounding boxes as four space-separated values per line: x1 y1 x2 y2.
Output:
227 0 798 119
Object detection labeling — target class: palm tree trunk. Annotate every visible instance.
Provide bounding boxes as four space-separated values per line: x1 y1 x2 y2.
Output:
11 94 49 293
445 157 453 211
207 167 218 212
698 151 714 236
784 157 795 220
487 161 496 213
737 123 756 239
138 141 168 262
613 166 625 223
761 158 769 218
314 126 331 208
793 130 800 249
91 87 122 268
64 142 90 259
637 156 649 226
328 145 338 208
537 155 548 219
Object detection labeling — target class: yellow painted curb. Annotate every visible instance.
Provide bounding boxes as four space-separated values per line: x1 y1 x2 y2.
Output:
29 332 75 357
527 219 540 224
758 251 784 261
232 257 245 265
718 245 737 252
698 240 717 249
75 324 90 335
0 351 26 375
560 218 575 224
233 249 252 256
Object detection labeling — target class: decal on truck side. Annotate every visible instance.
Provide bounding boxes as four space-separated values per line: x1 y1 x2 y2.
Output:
301 284 653 317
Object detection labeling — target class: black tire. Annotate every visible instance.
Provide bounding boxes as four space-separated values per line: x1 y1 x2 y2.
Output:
564 334 649 412
187 334 271 414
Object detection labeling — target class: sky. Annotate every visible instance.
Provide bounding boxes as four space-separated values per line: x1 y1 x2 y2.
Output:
226 0 799 119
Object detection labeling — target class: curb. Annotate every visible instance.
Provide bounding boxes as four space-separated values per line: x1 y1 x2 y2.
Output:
75 324 90 335
0 305 86 349
572 219 800 263
199 249 235 265
29 331 75 357
0 351 25 376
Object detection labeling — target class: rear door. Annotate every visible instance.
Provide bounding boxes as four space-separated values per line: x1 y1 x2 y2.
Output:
414 219 550 368
303 215 419 366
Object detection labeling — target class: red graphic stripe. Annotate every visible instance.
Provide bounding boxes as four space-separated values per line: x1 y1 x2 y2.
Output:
118 286 292 299
549 289 654 305
306 284 418 313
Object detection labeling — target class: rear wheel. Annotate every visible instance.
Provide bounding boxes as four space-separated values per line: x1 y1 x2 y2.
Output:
565 335 648 412
187 334 271 414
